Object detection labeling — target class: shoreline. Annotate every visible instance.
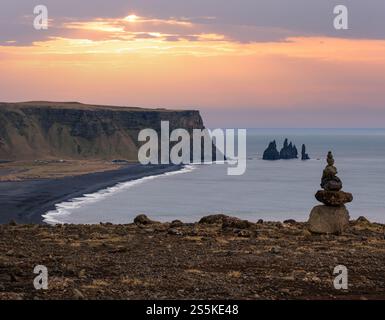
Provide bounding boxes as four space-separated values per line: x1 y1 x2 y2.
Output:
0 164 182 224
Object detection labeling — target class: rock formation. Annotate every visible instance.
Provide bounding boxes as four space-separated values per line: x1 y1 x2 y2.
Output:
262 140 280 160
279 139 298 159
301 144 310 160
308 151 353 234
263 138 302 160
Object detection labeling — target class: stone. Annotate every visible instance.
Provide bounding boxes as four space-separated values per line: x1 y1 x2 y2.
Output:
270 246 281 254
134 214 158 225
168 228 183 236
356 216 370 224
199 214 229 224
222 217 252 230
308 205 350 234
320 151 343 191
73 288 85 300
170 220 184 228
283 219 297 225
315 190 353 206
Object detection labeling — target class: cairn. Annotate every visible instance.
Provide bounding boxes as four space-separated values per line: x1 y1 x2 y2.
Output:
308 152 353 234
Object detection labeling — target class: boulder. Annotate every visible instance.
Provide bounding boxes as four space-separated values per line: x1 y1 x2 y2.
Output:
133 214 158 225
199 214 229 224
199 214 252 229
356 216 370 224
308 205 350 234
315 190 353 206
222 217 252 230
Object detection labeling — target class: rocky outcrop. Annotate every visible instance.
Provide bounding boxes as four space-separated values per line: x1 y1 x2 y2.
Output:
301 144 310 160
279 139 298 159
0 102 206 161
263 138 302 160
262 141 280 160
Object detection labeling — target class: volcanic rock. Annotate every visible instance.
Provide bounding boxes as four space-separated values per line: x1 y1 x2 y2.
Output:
279 139 298 159
315 190 353 206
320 151 342 191
308 205 350 235
134 214 158 225
262 141 280 160
301 144 310 160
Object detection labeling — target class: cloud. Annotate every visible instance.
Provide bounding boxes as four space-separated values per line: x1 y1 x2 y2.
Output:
2 0 385 48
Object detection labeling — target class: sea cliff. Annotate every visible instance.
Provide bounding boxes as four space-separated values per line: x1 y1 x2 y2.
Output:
0 102 205 161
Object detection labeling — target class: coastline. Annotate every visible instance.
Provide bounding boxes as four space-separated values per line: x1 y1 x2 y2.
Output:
0 164 182 224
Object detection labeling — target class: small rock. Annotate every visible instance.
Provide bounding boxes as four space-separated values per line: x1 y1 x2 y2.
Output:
78 269 86 278
237 230 252 238
270 246 281 254
222 217 252 230
73 289 85 300
170 220 184 228
257 219 264 224
284 219 296 225
356 216 370 224
10 274 19 282
168 228 183 236
8 220 17 226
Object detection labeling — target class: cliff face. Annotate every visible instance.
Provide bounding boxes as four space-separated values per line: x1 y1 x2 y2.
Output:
0 102 205 161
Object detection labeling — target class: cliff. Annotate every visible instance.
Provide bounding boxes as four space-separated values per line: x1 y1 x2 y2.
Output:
0 102 205 161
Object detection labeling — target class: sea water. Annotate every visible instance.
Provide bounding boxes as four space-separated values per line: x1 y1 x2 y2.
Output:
43 129 385 224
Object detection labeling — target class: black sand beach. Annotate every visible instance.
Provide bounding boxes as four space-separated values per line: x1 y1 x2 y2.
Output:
0 164 182 224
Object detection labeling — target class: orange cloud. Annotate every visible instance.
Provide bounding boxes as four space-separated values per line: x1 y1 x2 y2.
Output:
1 14 385 127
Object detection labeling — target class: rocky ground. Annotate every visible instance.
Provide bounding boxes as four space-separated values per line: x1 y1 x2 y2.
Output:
0 214 385 300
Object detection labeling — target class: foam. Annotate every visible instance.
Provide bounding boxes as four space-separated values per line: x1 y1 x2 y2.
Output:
42 165 196 225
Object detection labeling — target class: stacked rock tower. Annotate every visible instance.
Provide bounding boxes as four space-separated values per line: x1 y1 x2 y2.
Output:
308 151 353 234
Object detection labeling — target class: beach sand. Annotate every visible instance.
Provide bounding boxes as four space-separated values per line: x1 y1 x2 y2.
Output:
0 164 182 224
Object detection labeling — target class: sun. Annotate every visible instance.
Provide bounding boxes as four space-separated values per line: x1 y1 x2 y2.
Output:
124 14 139 23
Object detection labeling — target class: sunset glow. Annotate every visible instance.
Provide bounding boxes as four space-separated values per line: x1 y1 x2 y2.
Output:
1 2 385 127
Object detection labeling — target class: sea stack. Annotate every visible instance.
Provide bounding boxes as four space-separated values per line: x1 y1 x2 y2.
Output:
301 144 310 160
262 140 280 160
308 152 353 234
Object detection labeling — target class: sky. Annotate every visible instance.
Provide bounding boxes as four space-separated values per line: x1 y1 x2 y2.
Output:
1 0 385 127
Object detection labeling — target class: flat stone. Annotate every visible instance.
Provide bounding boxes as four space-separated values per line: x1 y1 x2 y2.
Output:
315 190 353 206
308 205 350 235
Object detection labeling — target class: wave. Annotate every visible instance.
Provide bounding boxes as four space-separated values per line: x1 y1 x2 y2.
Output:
42 164 197 225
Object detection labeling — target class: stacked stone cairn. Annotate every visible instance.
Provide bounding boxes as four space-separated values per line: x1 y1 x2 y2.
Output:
308 151 353 234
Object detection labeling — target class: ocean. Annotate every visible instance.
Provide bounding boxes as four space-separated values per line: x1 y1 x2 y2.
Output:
43 129 385 224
